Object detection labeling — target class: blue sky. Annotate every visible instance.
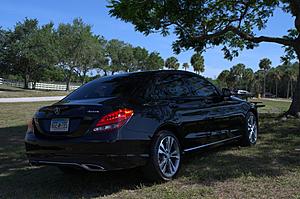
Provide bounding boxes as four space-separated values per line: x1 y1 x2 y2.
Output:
0 0 295 78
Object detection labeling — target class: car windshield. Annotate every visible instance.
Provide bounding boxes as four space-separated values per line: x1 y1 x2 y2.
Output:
63 74 146 101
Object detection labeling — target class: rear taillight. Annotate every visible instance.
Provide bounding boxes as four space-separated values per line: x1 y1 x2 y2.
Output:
93 108 134 132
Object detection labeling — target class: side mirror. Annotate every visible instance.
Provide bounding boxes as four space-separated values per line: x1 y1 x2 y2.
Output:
222 88 232 97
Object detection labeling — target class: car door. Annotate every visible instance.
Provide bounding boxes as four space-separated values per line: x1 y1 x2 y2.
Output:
151 74 214 150
184 75 245 142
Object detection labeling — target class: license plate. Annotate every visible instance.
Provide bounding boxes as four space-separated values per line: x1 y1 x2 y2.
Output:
50 118 69 132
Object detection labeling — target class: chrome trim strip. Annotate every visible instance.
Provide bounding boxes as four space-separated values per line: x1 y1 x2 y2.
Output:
184 135 242 152
33 160 106 171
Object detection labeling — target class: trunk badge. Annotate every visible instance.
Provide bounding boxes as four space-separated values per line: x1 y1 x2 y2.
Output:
54 107 60 115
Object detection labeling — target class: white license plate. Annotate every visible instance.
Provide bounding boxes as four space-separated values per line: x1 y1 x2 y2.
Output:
50 118 69 132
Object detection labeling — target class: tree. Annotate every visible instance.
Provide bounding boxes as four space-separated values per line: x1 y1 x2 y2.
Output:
217 70 230 88
165 56 179 70
75 35 107 84
259 58 272 97
0 27 10 76
109 0 300 116
191 53 205 74
243 68 254 91
56 18 95 90
133 46 149 71
231 63 246 84
145 52 164 71
182 62 189 71
5 18 56 88
106 39 126 74
268 68 283 97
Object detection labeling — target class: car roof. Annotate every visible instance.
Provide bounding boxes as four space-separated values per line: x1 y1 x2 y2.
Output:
93 70 204 83
110 70 198 78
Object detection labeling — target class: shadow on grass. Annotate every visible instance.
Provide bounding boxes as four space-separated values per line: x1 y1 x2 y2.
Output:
0 117 299 198
0 88 24 92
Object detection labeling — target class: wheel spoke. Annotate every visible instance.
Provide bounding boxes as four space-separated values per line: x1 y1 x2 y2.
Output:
169 159 176 173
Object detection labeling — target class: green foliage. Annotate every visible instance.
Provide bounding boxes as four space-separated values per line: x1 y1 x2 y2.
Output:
191 53 205 74
108 0 300 115
145 52 164 71
3 18 56 88
133 46 148 71
165 56 179 70
259 58 272 71
108 0 297 57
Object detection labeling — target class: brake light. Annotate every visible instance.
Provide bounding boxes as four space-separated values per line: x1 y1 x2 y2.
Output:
93 108 134 132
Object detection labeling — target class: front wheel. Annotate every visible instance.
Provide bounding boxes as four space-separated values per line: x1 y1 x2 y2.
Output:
143 131 181 181
241 112 258 146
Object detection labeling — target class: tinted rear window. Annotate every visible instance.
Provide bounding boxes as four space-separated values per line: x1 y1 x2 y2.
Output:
64 75 146 100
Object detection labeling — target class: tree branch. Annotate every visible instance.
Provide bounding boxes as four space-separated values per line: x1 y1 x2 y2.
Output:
192 26 295 47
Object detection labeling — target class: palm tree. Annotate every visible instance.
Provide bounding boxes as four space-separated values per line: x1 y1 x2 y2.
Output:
268 68 282 98
259 58 272 97
243 68 254 91
191 53 205 75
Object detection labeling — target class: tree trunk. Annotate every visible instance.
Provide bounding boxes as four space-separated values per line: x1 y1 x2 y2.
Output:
275 81 278 98
24 74 29 89
287 46 300 117
263 73 266 98
287 80 290 99
81 71 87 85
32 81 36 90
291 80 293 98
66 70 72 91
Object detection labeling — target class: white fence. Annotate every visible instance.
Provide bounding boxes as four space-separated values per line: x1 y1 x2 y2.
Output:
0 78 80 91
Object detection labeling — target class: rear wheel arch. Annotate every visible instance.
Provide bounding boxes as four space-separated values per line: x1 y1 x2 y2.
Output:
153 123 183 147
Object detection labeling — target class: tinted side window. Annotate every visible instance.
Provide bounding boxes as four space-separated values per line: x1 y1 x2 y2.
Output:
185 76 219 97
151 75 191 99
64 75 146 101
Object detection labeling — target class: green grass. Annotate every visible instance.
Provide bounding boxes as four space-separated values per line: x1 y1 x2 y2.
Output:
250 98 291 114
0 85 70 98
0 101 299 198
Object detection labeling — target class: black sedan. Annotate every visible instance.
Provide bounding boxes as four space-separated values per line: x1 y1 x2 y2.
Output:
25 70 258 181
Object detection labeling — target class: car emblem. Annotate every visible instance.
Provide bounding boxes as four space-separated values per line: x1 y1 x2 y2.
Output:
54 107 60 115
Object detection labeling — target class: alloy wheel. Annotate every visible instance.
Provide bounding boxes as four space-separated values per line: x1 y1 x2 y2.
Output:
157 136 180 178
248 115 257 144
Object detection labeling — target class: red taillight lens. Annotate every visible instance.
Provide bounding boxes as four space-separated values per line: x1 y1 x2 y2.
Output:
93 108 134 132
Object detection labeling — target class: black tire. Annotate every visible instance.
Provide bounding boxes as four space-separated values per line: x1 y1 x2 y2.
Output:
240 112 258 146
142 130 182 182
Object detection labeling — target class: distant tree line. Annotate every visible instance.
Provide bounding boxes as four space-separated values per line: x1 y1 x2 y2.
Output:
216 58 299 99
0 18 207 91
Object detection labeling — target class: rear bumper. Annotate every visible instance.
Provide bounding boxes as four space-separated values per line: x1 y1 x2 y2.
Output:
25 131 150 171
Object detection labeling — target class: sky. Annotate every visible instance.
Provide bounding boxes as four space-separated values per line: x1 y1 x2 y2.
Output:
0 0 295 78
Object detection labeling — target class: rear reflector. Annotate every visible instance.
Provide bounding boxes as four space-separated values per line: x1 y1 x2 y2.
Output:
93 108 134 132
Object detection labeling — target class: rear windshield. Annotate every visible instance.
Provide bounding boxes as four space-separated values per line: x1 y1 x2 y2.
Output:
64 74 146 101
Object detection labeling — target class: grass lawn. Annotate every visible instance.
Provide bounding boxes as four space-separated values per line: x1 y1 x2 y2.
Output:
250 98 292 114
0 101 299 198
0 85 70 98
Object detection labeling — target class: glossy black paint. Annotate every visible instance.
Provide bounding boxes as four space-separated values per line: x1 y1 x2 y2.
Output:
25 70 258 171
